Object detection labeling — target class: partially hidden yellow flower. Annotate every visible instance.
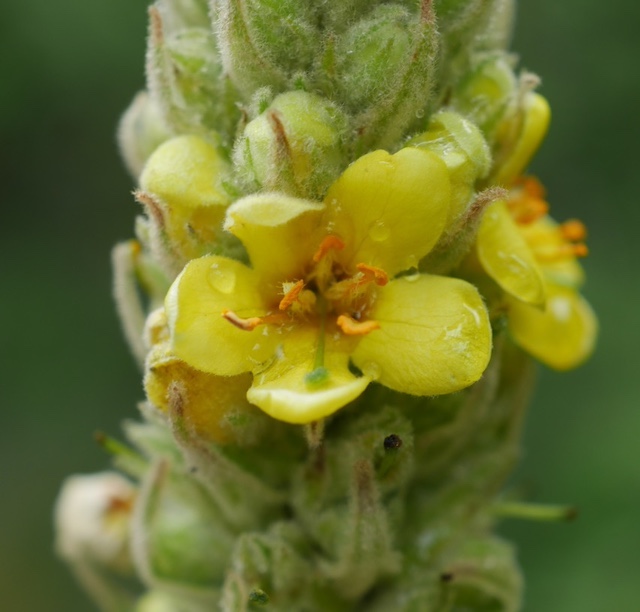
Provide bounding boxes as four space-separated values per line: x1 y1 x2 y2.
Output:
477 177 597 370
166 148 493 424
143 308 262 445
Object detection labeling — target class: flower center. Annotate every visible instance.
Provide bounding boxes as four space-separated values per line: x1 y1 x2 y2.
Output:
222 234 387 336
510 176 589 262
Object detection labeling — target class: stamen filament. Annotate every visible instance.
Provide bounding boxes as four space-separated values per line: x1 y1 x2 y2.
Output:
222 309 264 331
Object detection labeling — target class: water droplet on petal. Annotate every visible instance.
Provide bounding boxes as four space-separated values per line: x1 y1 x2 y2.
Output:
404 268 420 282
208 264 236 294
362 361 381 381
369 220 390 242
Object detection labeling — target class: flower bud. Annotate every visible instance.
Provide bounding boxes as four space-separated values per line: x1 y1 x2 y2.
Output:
118 91 172 180
213 0 318 98
156 0 210 33
335 5 412 113
234 91 347 198
54 472 135 573
490 90 551 186
451 54 517 138
147 13 241 141
138 134 232 261
408 111 491 225
134 462 235 587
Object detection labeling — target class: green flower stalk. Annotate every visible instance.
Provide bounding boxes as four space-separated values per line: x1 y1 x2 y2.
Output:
56 1 597 610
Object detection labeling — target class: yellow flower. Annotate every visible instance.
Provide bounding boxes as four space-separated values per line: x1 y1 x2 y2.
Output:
143 308 262 445
166 148 492 424
476 177 597 370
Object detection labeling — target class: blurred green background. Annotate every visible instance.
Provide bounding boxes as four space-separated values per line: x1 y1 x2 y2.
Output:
1 1 638 609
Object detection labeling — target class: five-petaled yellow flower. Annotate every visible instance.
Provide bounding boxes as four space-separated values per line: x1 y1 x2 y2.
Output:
165 148 492 423
477 177 597 369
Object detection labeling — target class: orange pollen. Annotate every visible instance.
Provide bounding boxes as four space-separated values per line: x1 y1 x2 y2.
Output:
222 309 264 331
356 263 389 286
313 235 345 262
107 495 133 515
279 279 305 311
560 219 587 242
337 314 380 336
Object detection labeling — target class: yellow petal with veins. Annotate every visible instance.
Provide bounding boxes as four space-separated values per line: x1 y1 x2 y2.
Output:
477 199 546 306
352 275 492 396
248 328 369 424
166 255 276 376
224 194 324 291
324 148 451 277
507 285 597 371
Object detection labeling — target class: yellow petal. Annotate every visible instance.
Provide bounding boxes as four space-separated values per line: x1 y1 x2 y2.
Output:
324 148 451 276
492 93 551 186
224 193 324 290
352 275 492 396
166 256 276 375
477 199 546 306
144 343 255 444
248 328 369 424
507 286 597 370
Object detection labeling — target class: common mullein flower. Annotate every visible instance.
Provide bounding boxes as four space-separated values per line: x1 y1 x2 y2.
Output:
56 1 597 610
166 147 492 423
477 177 597 369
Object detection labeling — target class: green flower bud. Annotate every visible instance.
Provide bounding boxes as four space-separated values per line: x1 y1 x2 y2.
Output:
147 12 241 144
134 462 235 587
451 54 517 138
351 1 438 152
118 91 172 179
213 0 318 99
409 110 491 224
155 0 210 33
234 91 347 198
335 5 412 114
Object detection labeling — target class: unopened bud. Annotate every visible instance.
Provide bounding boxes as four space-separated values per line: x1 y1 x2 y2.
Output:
234 91 347 198
118 91 172 180
335 5 412 113
54 472 135 573
147 11 240 141
139 134 232 260
451 54 517 138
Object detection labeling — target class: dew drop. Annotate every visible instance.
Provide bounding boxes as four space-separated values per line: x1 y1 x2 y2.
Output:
415 108 425 119
208 264 236 294
404 268 420 282
362 361 381 381
368 220 390 242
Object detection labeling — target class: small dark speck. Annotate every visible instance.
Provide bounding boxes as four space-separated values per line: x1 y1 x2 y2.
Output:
383 434 403 450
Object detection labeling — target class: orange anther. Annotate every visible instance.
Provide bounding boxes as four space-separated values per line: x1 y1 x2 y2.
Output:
337 314 380 336
560 219 587 242
508 196 549 224
356 263 389 286
572 243 589 258
313 235 345 263
517 176 546 199
222 309 263 331
279 279 305 311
